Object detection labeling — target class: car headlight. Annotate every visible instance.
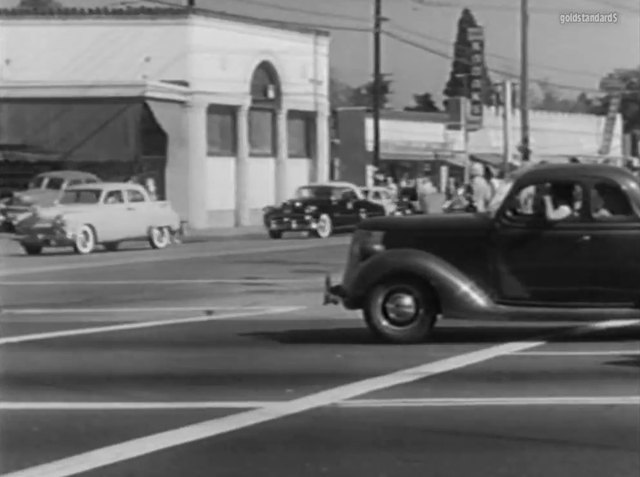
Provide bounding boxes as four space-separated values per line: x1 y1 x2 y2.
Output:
53 214 67 228
304 205 318 214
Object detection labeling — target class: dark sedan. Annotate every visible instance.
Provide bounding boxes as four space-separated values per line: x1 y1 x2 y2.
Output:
263 182 386 239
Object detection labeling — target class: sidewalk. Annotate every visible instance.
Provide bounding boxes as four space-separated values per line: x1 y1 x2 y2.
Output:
182 225 266 243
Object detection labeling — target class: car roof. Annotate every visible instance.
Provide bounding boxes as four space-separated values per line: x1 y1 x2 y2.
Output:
36 170 100 180
65 182 145 192
514 163 638 184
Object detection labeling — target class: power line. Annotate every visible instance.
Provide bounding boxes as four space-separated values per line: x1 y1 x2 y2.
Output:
581 0 640 13
122 0 372 32
411 0 560 14
387 22 606 79
382 29 640 95
230 0 371 24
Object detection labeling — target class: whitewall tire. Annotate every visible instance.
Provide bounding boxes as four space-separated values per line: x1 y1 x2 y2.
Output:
149 226 171 249
74 225 96 255
314 214 333 239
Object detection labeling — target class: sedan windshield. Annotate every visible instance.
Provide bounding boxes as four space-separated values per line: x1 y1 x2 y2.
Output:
28 176 47 189
295 186 340 200
59 189 102 204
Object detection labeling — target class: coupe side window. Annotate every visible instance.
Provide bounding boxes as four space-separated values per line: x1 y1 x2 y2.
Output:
104 190 124 204
126 189 146 203
590 182 634 220
503 181 584 223
67 179 83 187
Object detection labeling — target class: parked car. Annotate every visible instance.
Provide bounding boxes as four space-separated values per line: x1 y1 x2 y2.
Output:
324 163 640 343
263 182 386 239
0 170 101 232
15 182 181 255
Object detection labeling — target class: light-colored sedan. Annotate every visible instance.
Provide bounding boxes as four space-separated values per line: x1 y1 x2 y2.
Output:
15 182 182 255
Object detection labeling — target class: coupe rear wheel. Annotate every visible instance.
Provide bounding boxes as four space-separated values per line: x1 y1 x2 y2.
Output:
73 225 96 255
363 279 438 344
268 230 282 239
21 244 42 256
149 226 171 249
314 214 333 239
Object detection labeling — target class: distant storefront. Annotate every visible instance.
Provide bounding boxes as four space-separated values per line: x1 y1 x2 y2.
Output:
331 108 461 190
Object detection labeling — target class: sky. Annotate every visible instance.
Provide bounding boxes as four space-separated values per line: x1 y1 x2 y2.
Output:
2 0 639 108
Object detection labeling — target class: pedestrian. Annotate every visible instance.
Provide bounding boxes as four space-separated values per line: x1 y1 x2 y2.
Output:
468 162 493 212
417 176 445 214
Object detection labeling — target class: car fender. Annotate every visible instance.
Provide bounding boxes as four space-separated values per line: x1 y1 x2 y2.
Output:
346 249 495 319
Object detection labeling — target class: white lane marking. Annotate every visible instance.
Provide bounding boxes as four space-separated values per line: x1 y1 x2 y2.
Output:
1 306 278 315
0 239 348 278
0 278 320 286
5 319 637 477
0 402 281 411
512 350 640 356
0 306 304 346
338 396 640 407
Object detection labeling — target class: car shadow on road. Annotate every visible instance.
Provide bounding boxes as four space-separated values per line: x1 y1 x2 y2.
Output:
603 355 640 369
242 323 640 346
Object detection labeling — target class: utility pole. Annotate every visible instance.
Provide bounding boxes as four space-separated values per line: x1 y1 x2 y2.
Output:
372 0 382 169
519 0 530 162
502 80 513 176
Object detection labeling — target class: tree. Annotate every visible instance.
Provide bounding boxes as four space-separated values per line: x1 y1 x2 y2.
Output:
405 92 440 112
591 68 640 132
18 0 63 8
329 74 357 110
348 78 393 109
443 8 493 107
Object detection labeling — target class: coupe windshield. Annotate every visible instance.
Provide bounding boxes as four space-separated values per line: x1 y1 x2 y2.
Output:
59 189 102 204
295 186 341 200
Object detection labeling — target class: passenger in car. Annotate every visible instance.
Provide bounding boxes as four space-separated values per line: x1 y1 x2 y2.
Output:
543 183 575 221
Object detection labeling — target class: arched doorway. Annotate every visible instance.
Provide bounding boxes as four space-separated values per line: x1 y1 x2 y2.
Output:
248 61 282 157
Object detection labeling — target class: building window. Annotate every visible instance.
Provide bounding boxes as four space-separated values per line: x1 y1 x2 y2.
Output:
206 105 237 156
249 108 275 156
287 111 314 158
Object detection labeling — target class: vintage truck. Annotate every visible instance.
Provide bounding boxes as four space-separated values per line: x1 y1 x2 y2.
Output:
15 182 182 255
324 163 640 343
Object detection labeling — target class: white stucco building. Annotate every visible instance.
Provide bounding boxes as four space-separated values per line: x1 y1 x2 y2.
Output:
0 7 330 229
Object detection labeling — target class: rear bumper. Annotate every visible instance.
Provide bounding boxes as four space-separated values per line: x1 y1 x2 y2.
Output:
323 274 346 305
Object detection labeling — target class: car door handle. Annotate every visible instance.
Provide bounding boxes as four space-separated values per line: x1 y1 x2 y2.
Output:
577 235 591 243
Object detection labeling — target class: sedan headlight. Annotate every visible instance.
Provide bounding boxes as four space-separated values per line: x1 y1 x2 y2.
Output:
304 205 318 214
53 214 67 228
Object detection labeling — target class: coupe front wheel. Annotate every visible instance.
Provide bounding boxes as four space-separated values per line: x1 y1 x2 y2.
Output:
363 279 438 344
268 230 282 239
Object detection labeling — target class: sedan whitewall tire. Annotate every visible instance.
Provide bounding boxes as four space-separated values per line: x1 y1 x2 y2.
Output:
149 226 171 249
73 225 96 255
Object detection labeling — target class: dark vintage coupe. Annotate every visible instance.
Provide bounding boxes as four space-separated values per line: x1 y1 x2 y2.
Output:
324 163 640 343
263 182 387 239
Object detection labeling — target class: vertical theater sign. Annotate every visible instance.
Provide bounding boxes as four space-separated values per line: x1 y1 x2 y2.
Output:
467 26 485 131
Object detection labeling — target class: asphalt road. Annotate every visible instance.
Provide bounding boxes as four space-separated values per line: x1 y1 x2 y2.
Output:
1 234 639 477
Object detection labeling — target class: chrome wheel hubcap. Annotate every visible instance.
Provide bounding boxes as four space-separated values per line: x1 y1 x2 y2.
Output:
383 292 418 325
